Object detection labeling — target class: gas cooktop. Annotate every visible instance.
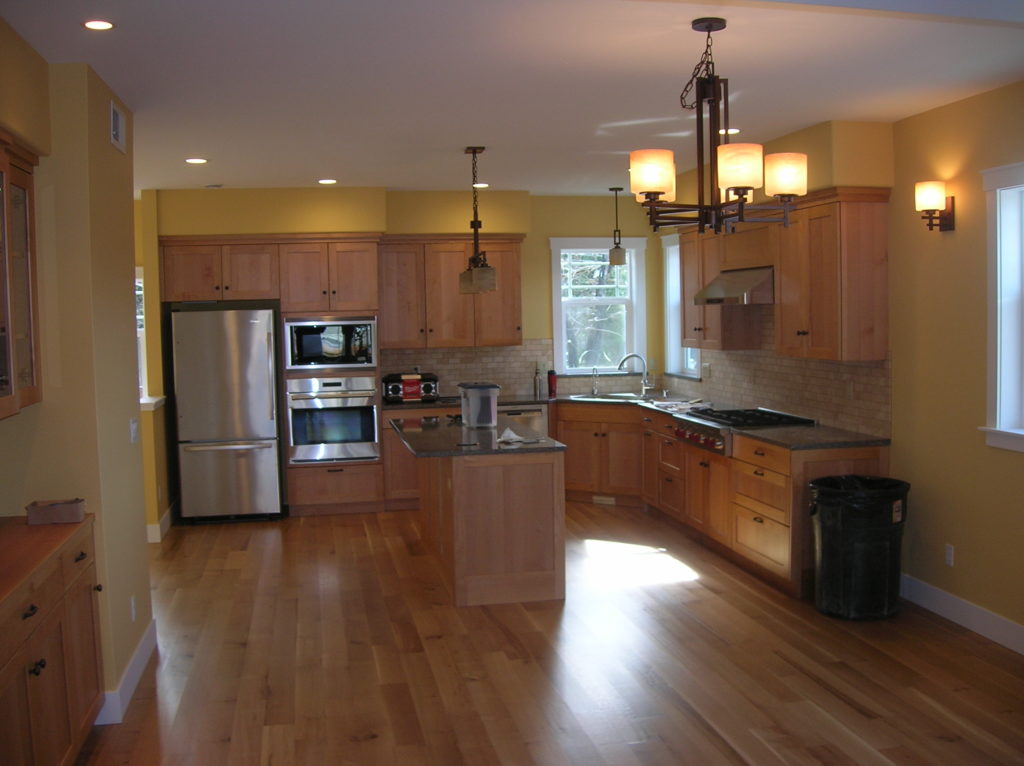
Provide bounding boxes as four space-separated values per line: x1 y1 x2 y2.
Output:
685 407 815 429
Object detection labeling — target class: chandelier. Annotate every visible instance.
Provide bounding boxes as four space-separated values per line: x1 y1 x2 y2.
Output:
630 18 808 233
459 146 497 294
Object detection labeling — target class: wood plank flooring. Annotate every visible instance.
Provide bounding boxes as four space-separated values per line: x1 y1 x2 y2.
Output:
75 502 1024 765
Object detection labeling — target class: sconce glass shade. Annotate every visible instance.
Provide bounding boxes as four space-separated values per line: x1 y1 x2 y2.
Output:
717 143 763 190
915 181 946 211
629 149 676 201
764 153 808 197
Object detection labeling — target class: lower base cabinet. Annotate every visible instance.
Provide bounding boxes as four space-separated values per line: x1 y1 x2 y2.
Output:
557 404 643 497
287 463 383 512
0 517 103 766
382 408 459 501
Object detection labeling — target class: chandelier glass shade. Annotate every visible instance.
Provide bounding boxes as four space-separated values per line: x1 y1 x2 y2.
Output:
629 18 808 233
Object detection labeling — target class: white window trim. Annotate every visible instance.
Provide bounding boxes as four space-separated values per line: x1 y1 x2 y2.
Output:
550 237 647 374
661 232 701 379
981 160 1024 452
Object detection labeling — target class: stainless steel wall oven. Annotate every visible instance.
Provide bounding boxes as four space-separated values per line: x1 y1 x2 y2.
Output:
285 376 378 463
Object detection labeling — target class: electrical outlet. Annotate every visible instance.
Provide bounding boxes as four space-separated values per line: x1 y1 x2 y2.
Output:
944 544 955 567
701 362 712 380
129 416 139 444
130 595 137 622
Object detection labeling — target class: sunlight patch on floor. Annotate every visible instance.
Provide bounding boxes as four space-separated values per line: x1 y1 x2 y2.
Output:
581 539 700 589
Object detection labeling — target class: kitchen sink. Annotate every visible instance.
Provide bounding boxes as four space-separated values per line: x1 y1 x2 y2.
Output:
568 393 647 403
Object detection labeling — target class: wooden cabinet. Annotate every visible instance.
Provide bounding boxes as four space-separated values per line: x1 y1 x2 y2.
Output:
720 220 779 271
679 230 761 350
379 237 523 349
161 243 280 301
775 189 889 361
0 135 41 420
286 462 383 512
279 241 378 312
639 409 677 506
683 447 731 544
557 403 642 497
382 408 459 501
0 517 103 766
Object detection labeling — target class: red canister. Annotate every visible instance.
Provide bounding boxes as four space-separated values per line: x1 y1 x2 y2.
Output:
547 370 557 398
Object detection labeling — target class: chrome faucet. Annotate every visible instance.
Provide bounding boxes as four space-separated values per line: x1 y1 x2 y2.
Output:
591 367 599 396
617 353 654 399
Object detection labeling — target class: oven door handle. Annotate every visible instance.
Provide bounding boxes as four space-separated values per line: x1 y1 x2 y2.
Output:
288 392 374 401
183 442 275 452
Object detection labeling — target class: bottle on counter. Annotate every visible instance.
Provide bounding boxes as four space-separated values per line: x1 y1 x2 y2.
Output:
533 365 542 400
547 370 557 399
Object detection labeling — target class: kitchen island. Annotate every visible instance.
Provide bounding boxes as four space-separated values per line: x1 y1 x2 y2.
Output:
390 415 566 606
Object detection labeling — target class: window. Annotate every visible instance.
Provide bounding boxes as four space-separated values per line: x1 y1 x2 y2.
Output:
136 267 147 397
982 161 1024 451
550 237 646 374
661 233 701 378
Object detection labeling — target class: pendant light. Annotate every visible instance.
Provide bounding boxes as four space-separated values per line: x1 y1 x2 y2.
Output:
459 146 497 294
629 18 808 233
608 186 626 266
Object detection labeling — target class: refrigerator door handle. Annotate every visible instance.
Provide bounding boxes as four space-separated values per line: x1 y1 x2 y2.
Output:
182 442 275 452
267 332 275 421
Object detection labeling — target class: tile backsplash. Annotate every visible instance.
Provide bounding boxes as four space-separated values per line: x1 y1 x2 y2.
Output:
380 314 891 437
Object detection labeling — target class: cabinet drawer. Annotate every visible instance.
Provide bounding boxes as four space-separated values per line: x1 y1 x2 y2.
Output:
557 403 636 424
658 435 682 472
288 463 383 506
732 435 790 475
637 410 676 436
732 491 788 526
733 503 790 578
60 525 96 588
732 459 790 511
0 555 63 669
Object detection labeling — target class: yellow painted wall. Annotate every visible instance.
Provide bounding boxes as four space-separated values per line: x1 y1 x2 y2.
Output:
386 189 530 234
156 186 387 235
139 405 169 529
889 79 1024 624
0 18 50 155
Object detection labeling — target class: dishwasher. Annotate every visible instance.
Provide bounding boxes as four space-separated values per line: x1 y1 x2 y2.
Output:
496 403 549 437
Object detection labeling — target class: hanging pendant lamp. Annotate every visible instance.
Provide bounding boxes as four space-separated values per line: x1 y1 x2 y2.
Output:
459 146 497 294
608 187 626 266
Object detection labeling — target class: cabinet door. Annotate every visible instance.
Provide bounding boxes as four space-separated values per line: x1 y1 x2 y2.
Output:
379 243 427 348
222 244 279 299
329 242 378 311
697 235 724 349
0 161 14 419
776 208 808 357
641 430 660 505
25 608 72 766
425 242 474 347
557 420 602 492
802 204 842 359
161 245 223 302
382 408 459 500
63 564 103 743
683 447 709 530
474 242 522 346
0 647 34 766
680 233 703 347
603 422 643 495
279 242 329 312
6 165 39 408
705 453 732 545
658 468 684 520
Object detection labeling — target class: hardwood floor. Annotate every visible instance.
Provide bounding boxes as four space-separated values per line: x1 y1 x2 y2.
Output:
76 502 1024 765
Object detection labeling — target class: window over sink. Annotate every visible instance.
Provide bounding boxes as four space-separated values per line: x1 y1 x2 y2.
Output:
550 237 646 374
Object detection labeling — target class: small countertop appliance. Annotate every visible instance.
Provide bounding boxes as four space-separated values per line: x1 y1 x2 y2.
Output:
383 372 439 403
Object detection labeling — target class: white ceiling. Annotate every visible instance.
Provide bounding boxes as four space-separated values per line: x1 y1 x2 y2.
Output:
1 0 1022 195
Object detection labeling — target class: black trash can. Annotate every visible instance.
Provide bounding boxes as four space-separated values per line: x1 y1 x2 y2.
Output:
810 475 910 619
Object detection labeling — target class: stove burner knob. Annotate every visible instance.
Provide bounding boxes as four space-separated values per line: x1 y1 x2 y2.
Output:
714 438 724 449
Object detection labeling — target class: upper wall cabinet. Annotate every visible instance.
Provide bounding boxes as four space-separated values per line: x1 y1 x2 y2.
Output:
0 133 41 420
775 188 889 361
161 243 280 302
279 241 378 313
379 236 523 349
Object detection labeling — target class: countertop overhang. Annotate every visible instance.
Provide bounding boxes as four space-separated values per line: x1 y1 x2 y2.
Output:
390 414 566 458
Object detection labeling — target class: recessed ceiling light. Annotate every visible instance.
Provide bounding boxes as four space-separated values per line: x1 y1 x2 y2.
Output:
83 20 115 31
472 182 489 189
318 179 337 185
719 128 741 135
185 158 208 165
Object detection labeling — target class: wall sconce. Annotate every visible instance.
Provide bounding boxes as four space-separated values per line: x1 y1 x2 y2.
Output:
915 181 955 232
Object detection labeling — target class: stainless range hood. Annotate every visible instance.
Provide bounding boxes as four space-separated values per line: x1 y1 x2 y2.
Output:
694 266 774 305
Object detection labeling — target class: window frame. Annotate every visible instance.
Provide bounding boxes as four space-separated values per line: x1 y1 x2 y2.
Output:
550 237 647 375
660 232 701 379
981 161 1024 452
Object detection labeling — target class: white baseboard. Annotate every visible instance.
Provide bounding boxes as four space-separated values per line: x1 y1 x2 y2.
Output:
95 619 158 725
901 574 1024 656
146 506 173 543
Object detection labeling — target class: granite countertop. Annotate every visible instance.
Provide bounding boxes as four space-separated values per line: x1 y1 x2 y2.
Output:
734 424 890 451
382 397 552 410
389 414 566 457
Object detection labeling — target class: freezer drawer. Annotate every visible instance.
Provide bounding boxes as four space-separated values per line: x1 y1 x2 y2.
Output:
179 440 282 518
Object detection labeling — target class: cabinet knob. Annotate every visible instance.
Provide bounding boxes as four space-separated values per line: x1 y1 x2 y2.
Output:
753 469 765 477
224 285 230 291
642 417 652 423
331 290 337 295
213 285 220 291
322 290 328 295
28 658 47 676
94 584 104 592
753 449 766 456
74 551 87 563
419 328 425 334
700 461 709 468
22 604 38 620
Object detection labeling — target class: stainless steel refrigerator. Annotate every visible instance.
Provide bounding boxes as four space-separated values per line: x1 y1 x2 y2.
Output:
171 308 282 518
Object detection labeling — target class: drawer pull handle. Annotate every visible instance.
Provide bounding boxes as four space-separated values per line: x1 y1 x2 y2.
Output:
75 551 88 563
327 468 345 473
22 604 39 620
753 516 765 524
700 461 709 468
753 449 766 456
663 440 674 446
28 659 47 676
95 584 104 592
642 417 652 423
753 469 765 477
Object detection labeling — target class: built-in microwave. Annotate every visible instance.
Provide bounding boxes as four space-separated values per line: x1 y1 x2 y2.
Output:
284 318 375 370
